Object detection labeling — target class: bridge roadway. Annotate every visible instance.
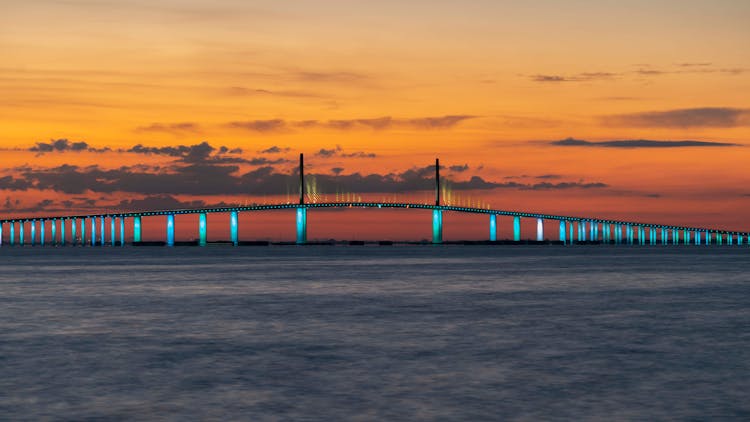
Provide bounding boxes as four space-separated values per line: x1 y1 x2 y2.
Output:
0 201 748 247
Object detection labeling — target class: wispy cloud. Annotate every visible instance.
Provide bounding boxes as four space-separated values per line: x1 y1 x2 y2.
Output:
550 137 739 148
601 107 750 128
226 119 286 132
314 145 376 158
226 115 476 132
530 72 618 83
134 122 201 135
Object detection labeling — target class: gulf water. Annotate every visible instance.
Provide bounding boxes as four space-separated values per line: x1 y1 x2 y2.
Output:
1 246 749 421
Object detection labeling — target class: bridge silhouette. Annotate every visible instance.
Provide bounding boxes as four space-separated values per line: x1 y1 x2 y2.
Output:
0 154 748 247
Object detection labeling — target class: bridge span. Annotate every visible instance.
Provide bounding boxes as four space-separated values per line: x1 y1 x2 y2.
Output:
0 155 747 247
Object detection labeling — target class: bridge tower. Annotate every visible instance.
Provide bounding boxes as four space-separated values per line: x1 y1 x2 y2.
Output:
432 158 442 244
296 153 307 244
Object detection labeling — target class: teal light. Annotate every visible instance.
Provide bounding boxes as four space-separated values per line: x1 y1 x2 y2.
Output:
513 216 521 241
9 222 15 246
432 209 443 244
133 216 142 243
166 214 175 247
60 219 65 246
296 207 307 244
120 217 125 246
110 217 116 246
91 216 97 246
489 214 496 241
100 216 105 245
568 221 573 244
559 220 566 244
0 222 3 247
51 219 56 245
19 221 25 246
40 220 45 246
230 211 238 246
31 220 36 246
199 212 207 246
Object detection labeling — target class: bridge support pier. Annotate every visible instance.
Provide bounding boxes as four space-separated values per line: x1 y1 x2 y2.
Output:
728 233 733 245
536 218 544 241
199 213 207 247
590 222 596 241
661 228 667 245
513 216 520 241
60 219 66 246
583 221 589 242
489 214 496 241
717 233 723 245
133 216 142 243
31 220 36 246
51 219 56 245
100 217 105 246
296 207 307 244
230 211 238 246
10 222 15 246
91 217 97 246
40 220 45 246
568 221 574 245
70 217 78 246
110 217 116 247
0 223 3 247
695 231 701 245
432 209 443 244
119 217 125 246
166 214 175 247
559 220 566 244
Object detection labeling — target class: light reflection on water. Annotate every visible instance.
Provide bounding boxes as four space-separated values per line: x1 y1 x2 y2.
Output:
1 246 750 420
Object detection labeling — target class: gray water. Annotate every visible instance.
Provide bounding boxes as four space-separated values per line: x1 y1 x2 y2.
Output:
1 246 749 421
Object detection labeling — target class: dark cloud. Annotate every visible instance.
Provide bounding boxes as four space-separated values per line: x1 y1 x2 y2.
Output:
449 164 469 172
313 146 376 158
531 72 617 83
29 139 110 154
126 142 251 164
676 62 712 67
524 182 608 190
227 115 476 132
247 157 289 166
602 107 750 128
0 175 33 190
535 174 562 179
134 122 201 135
316 146 342 157
259 146 290 154
10 162 608 197
550 137 739 148
331 167 344 175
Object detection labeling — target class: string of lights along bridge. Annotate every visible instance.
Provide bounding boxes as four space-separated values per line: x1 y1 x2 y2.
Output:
0 154 748 247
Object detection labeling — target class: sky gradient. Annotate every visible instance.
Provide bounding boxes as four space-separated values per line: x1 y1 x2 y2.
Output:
2 0 749 239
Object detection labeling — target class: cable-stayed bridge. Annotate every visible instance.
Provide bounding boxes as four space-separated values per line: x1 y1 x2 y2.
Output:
1 154 748 247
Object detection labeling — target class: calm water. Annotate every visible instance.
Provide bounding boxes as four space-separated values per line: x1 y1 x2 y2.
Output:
1 246 749 421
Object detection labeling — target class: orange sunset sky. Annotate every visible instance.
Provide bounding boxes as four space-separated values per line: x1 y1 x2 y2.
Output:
1 0 749 240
